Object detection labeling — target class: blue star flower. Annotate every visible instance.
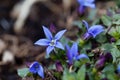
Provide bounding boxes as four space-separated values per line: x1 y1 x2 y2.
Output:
82 20 104 40
66 43 89 64
77 0 95 13
29 61 44 79
35 26 66 56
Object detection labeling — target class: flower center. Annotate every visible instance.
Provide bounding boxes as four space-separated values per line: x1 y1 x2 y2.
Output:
35 65 39 69
34 65 39 72
73 56 76 61
49 40 56 46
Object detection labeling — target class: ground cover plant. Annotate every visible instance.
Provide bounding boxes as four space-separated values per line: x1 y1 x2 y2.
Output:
0 0 120 80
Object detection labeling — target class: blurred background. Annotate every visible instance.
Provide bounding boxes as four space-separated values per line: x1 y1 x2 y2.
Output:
0 0 119 80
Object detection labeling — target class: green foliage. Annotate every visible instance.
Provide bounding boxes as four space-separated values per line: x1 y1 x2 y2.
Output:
74 58 89 68
111 47 120 63
113 14 120 20
116 39 120 45
101 15 112 27
54 72 62 79
101 43 114 52
62 69 77 80
79 40 92 53
108 26 120 40
50 49 66 63
101 42 120 63
102 64 118 80
77 65 86 80
62 65 86 80
17 3 120 80
17 68 30 78
95 33 107 43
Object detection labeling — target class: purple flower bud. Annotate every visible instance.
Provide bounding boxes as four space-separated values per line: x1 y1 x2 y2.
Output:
50 24 56 33
110 38 116 43
55 61 63 72
104 52 113 62
95 57 106 70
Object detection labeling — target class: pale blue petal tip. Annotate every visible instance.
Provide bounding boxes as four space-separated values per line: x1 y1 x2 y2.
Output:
76 54 89 60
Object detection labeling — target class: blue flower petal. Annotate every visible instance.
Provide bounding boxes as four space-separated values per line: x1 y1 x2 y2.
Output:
66 45 73 64
71 43 78 57
55 30 66 40
56 42 64 50
34 39 50 46
84 3 95 8
76 54 89 60
77 0 83 3
82 20 89 30
85 0 94 3
77 0 95 14
83 32 91 40
29 61 39 74
42 26 53 40
88 25 104 38
37 65 44 79
46 46 54 56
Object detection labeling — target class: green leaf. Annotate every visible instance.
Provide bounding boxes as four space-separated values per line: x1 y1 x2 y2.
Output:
62 71 77 80
101 43 114 52
74 59 89 67
106 73 118 80
101 15 111 27
116 39 120 45
77 65 86 80
116 26 120 34
102 64 115 73
92 18 100 25
108 26 120 40
113 14 120 20
102 64 118 80
111 47 120 63
83 42 92 50
113 20 120 25
95 33 107 43
17 68 29 78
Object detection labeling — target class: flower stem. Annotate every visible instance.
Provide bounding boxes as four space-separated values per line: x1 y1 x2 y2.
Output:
105 26 112 34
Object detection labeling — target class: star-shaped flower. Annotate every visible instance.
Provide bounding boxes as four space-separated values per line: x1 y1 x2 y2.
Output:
35 26 66 56
77 0 95 13
29 61 44 79
66 43 88 64
82 20 104 40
